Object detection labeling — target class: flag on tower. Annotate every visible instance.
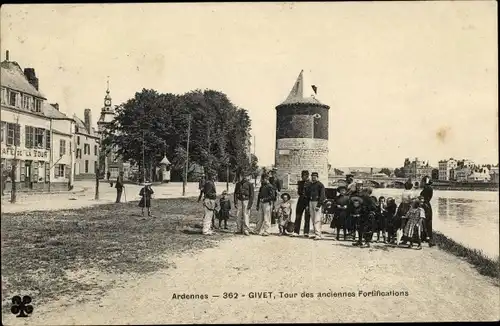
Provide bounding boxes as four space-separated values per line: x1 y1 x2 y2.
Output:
311 85 317 95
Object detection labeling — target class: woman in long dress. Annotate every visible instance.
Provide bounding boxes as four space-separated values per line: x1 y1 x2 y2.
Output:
420 176 434 247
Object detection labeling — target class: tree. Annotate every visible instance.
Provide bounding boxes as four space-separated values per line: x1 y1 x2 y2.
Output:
378 168 392 176
394 168 405 178
102 89 253 182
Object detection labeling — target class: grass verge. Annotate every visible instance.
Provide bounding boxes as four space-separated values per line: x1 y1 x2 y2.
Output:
1 196 235 313
433 231 500 282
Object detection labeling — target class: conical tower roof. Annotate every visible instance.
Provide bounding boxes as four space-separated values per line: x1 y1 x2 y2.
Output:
278 70 327 107
160 155 171 165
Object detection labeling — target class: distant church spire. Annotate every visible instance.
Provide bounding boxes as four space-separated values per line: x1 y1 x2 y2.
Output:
103 76 112 111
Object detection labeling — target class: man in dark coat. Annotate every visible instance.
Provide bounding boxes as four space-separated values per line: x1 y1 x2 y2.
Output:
115 171 125 203
234 173 255 235
420 176 435 247
254 174 276 236
305 172 326 240
292 170 311 237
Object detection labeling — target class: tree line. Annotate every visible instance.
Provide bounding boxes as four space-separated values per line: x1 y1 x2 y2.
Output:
101 89 258 182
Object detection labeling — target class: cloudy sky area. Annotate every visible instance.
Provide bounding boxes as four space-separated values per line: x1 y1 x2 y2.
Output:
1 2 497 168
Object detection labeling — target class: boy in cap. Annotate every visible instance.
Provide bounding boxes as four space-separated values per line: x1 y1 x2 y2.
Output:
292 170 311 237
305 172 326 240
234 173 255 235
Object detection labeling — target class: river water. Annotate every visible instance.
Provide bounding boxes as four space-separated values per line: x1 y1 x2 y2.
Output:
371 188 499 259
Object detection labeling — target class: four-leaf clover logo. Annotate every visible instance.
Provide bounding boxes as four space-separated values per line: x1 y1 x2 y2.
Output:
11 295 33 317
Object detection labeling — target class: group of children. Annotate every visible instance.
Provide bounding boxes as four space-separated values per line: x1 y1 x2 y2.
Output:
324 184 431 249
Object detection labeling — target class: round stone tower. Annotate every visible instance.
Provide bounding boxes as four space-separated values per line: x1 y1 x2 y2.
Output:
275 70 330 187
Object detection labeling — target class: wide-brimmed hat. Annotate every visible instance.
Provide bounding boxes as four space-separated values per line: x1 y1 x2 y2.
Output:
281 192 291 200
143 181 152 186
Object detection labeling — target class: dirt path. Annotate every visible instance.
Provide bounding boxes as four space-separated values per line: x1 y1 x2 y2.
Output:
6 230 499 324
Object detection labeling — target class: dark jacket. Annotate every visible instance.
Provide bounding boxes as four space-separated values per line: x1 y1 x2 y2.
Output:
269 176 282 194
420 185 433 202
305 180 326 208
115 175 124 189
234 180 255 207
203 180 217 200
138 186 154 208
219 198 231 212
257 183 276 205
297 180 311 202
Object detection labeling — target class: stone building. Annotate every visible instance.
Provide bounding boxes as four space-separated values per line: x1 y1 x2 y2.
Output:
1 51 75 192
402 157 433 181
438 158 458 181
274 70 330 187
97 81 131 180
73 108 100 179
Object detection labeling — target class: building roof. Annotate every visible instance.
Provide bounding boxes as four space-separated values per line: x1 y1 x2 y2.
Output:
277 70 329 107
43 102 70 119
1 60 46 99
73 114 98 136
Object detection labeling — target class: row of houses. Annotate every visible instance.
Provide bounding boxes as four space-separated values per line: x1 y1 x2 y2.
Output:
1 51 128 192
438 158 498 183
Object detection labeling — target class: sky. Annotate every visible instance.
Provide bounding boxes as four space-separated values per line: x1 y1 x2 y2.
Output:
1 2 497 168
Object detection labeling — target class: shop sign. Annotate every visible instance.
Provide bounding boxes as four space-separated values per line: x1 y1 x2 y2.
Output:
1 146 49 160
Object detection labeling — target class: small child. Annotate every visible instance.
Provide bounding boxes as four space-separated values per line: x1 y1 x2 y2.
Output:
402 198 426 250
138 181 154 217
278 193 292 235
335 186 350 240
375 196 387 243
218 191 231 230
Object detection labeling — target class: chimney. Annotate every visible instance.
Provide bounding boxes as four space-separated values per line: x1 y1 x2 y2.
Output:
51 103 59 111
24 68 39 90
5 50 9 61
84 109 92 132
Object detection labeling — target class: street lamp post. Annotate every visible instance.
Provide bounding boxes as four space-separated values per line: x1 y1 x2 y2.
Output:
182 114 191 196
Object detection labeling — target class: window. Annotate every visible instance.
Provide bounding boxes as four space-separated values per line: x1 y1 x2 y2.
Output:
69 141 72 153
55 164 65 178
45 130 51 149
84 143 90 155
9 91 17 106
22 95 30 110
7 123 20 146
77 136 80 145
85 160 89 173
76 148 81 159
1 122 5 143
0 88 6 104
25 126 34 148
94 161 97 173
35 128 45 148
34 99 42 112
94 145 98 156
59 140 66 156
